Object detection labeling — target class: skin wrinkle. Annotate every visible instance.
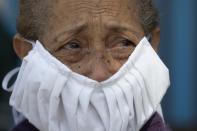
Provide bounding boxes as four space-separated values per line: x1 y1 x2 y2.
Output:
17 0 159 41
88 13 105 74
52 24 88 51
104 22 141 40
90 9 122 76
40 0 145 81
46 0 142 41
89 14 122 78
65 1 121 17
51 22 141 52
61 0 116 8
15 0 160 82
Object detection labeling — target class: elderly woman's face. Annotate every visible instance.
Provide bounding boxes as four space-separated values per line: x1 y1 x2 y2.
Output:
41 0 145 81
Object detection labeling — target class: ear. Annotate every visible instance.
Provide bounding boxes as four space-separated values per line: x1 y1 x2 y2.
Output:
150 26 160 52
13 34 33 60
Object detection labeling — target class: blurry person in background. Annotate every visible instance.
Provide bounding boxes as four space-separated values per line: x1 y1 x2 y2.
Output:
2 0 171 131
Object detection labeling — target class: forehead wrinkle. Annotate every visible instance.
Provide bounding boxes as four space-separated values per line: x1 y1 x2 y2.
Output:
53 19 141 44
59 0 121 17
50 0 141 42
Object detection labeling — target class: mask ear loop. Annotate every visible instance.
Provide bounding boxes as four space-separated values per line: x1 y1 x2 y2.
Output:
2 39 36 92
3 68 27 124
2 67 20 92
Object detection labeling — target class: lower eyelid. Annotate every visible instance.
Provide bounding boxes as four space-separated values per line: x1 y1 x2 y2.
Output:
55 52 83 63
109 47 135 56
110 49 133 59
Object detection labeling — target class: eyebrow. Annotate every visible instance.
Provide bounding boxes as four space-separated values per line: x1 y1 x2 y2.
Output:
54 23 88 43
66 24 88 35
104 22 141 38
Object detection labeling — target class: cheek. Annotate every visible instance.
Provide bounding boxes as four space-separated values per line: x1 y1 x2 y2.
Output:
104 52 129 74
52 50 92 76
68 61 91 76
104 58 123 75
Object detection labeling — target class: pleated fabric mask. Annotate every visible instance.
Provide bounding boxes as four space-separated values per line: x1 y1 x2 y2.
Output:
5 37 170 131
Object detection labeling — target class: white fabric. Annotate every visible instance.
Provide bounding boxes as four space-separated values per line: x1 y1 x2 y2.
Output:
2 67 20 92
8 37 170 131
12 108 25 125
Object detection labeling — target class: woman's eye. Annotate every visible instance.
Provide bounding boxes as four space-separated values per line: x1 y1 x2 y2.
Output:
119 39 135 47
109 38 135 59
64 41 81 50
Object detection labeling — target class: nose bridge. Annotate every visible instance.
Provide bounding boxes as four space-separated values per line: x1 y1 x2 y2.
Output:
88 46 111 82
92 46 107 70
86 16 116 82
88 44 123 82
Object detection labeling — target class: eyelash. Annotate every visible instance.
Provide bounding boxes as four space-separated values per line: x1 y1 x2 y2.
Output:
119 39 135 47
108 36 136 48
65 41 81 49
57 39 82 51
57 36 135 51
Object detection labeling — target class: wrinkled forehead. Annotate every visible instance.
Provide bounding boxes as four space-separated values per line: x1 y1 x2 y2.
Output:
49 0 138 20
40 0 143 44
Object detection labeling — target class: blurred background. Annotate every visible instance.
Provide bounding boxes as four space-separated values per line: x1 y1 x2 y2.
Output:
0 0 196 131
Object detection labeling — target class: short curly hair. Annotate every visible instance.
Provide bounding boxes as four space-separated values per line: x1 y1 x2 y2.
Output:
17 0 159 40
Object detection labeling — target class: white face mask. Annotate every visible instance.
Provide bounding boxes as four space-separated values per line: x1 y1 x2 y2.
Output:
3 37 170 131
